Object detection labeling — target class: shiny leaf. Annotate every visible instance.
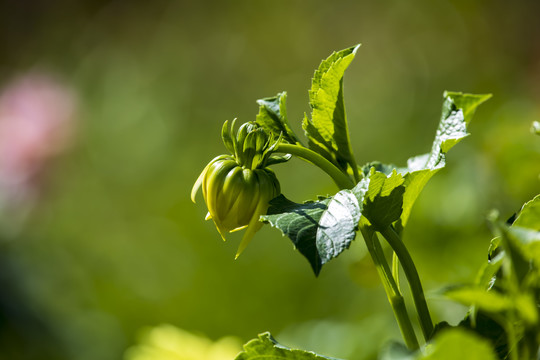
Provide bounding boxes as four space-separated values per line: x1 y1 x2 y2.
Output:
261 191 361 276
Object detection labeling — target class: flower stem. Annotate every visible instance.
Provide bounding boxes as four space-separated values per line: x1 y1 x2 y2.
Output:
275 144 354 189
380 225 434 342
360 224 419 350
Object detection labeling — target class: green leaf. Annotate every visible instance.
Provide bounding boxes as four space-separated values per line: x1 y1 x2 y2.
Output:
490 218 537 285
426 92 492 167
256 92 299 145
317 190 361 263
362 168 405 230
421 328 498 360
361 92 491 227
381 328 499 360
474 251 504 291
303 45 360 173
261 190 361 275
505 225 540 269
235 332 341 360
379 342 416 360
459 312 508 359
513 194 540 231
444 286 513 313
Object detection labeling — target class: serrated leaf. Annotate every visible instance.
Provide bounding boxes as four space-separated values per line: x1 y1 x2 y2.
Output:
426 92 492 168
261 191 361 275
256 92 299 145
362 169 405 230
235 332 341 360
303 45 360 173
361 92 490 228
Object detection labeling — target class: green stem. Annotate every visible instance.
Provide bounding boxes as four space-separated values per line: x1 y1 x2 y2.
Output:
392 252 401 293
348 152 362 184
380 226 434 342
275 144 354 189
360 225 419 350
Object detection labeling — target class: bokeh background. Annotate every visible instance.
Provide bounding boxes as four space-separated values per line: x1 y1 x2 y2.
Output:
0 1 539 359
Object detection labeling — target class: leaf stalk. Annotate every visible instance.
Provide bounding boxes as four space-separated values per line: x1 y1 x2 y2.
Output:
275 144 355 190
360 225 419 350
380 225 434 342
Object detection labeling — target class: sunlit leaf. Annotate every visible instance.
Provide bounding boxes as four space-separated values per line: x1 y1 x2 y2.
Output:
317 190 361 263
513 194 540 231
235 332 340 360
362 168 405 230
261 190 361 275
361 92 491 227
303 45 360 173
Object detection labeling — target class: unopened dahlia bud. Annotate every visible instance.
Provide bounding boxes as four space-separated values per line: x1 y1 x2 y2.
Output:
192 120 287 257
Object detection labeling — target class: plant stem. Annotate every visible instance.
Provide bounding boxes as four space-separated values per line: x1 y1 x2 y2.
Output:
360 224 419 350
275 144 354 189
392 252 401 293
380 226 434 342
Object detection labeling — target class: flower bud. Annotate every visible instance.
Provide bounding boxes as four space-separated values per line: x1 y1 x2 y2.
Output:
192 121 284 257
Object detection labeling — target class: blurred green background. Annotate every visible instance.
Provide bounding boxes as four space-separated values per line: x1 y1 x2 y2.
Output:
0 0 539 359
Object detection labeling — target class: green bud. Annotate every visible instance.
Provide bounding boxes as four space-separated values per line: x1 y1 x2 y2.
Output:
192 120 289 256
192 154 281 257
221 120 284 170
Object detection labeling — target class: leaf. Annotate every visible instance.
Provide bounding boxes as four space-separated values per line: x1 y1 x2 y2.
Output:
505 225 540 269
303 45 360 172
317 190 361 263
381 328 499 360
421 328 498 360
474 251 504 291
444 286 513 314
459 312 508 359
361 92 491 227
261 190 361 275
490 218 537 285
235 332 341 360
362 168 405 230
256 92 299 145
513 194 540 231
426 92 492 167
379 342 415 360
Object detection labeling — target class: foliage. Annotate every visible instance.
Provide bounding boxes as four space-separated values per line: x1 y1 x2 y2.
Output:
235 333 340 360
193 45 540 359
